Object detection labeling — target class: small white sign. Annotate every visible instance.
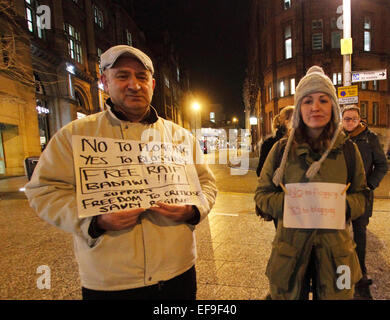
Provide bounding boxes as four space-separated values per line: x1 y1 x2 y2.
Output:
339 96 358 105
283 182 346 230
352 69 387 82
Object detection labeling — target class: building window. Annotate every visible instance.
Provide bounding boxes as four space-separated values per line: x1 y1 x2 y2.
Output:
268 84 272 102
290 78 295 95
93 5 104 28
164 74 170 88
372 102 378 125
312 33 323 50
269 111 273 133
279 80 285 98
332 73 342 85
25 0 44 39
387 105 390 127
71 0 84 8
283 0 291 10
176 67 180 82
330 17 341 49
331 31 341 49
64 23 82 63
312 19 323 50
126 30 132 46
284 25 292 59
312 19 323 30
210 112 215 123
360 101 368 119
373 80 378 91
364 17 371 52
361 81 367 90
97 48 103 74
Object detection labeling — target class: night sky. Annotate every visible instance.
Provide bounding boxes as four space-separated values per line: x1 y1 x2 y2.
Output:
133 0 251 125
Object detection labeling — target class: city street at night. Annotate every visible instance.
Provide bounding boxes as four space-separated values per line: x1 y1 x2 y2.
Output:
1 0 390 304
1 153 390 300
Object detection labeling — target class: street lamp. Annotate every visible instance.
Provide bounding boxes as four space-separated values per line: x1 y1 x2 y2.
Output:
192 102 200 112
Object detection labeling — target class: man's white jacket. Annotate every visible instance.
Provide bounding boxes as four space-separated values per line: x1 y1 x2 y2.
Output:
25 105 217 291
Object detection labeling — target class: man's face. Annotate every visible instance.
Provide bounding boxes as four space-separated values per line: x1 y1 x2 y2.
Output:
101 56 155 119
342 110 361 132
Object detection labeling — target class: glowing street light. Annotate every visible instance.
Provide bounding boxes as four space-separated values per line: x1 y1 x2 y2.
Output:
192 102 200 111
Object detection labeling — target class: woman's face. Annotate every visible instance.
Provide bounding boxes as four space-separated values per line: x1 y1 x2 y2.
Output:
300 92 333 137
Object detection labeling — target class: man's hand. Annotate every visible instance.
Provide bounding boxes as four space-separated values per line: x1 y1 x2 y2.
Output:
96 208 145 231
150 202 195 222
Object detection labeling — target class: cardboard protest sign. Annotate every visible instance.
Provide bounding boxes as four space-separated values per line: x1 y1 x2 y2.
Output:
72 135 206 218
283 182 346 230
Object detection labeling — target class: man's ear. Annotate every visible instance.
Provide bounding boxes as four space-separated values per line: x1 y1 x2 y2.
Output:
100 72 109 93
152 78 156 90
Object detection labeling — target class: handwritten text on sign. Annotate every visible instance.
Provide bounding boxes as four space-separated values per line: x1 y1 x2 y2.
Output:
283 183 346 230
72 135 205 218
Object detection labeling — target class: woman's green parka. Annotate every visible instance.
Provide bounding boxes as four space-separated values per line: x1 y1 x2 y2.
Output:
255 131 367 299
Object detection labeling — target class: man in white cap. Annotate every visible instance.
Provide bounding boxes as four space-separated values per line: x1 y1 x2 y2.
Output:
25 45 217 299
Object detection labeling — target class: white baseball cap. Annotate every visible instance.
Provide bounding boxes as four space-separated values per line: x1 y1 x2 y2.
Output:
100 45 154 75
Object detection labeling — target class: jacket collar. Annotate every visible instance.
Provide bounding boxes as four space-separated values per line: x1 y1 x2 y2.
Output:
105 98 159 124
346 122 367 138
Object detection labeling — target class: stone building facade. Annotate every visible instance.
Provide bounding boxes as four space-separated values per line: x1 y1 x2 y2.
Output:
246 0 390 153
0 0 191 177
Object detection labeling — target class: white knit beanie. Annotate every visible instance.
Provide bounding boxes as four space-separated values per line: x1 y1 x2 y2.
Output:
272 66 342 186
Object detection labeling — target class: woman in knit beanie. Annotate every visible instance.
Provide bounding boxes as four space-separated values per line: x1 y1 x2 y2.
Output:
254 66 368 300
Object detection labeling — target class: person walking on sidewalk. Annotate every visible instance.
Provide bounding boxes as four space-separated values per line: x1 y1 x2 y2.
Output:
342 104 388 299
256 106 294 228
25 45 217 300
255 66 367 300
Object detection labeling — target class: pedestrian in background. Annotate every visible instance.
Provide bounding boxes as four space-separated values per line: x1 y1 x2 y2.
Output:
256 105 294 228
256 106 294 177
255 66 367 299
342 104 388 300
25 45 217 300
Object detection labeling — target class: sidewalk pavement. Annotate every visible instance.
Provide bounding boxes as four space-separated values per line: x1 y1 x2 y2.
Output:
1 171 389 300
